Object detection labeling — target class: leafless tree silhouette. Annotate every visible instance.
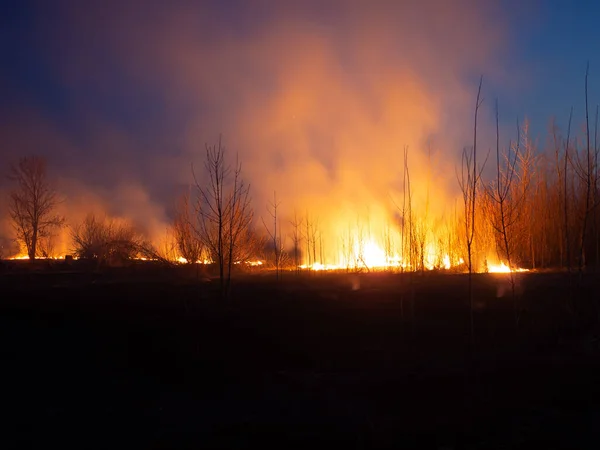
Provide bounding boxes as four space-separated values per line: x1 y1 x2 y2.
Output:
262 191 284 280
8 156 64 259
71 213 152 264
173 190 204 264
193 136 254 298
457 76 486 346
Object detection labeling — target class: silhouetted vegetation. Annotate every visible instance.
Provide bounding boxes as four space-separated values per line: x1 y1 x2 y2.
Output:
7 156 64 259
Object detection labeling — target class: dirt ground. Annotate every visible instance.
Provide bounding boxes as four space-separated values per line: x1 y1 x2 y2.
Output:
1 263 600 448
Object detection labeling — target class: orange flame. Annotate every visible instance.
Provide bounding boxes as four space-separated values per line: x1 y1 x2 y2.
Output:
488 261 529 273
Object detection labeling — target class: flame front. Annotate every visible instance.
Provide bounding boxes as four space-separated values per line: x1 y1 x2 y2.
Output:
488 261 529 273
297 215 465 272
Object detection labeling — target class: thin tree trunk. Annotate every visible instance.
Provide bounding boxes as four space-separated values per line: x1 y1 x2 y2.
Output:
565 108 573 272
579 63 592 274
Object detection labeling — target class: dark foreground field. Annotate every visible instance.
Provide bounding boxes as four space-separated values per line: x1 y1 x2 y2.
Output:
1 264 600 448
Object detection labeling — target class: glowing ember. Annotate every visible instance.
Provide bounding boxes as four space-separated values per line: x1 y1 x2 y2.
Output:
233 260 264 266
175 256 212 264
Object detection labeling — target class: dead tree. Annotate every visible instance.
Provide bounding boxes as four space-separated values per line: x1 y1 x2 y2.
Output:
572 63 598 274
355 215 369 272
290 210 302 274
564 108 574 272
401 146 408 271
8 156 64 259
194 136 253 298
262 191 283 280
311 217 319 266
457 76 485 346
594 105 599 271
486 103 524 327
301 212 319 270
226 155 254 288
303 211 312 268
399 145 415 270
515 119 536 267
173 190 204 264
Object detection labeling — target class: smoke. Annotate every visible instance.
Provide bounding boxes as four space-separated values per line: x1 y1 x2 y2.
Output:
0 0 521 259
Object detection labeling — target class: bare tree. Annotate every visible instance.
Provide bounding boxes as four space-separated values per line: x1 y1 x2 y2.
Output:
225 154 254 287
457 76 485 346
8 156 64 259
302 211 319 270
515 119 536 267
486 103 524 326
311 216 319 266
262 191 283 280
290 210 302 274
572 63 599 274
396 145 415 270
416 143 433 271
400 146 409 270
564 108 574 272
173 190 204 263
594 104 599 271
194 136 253 298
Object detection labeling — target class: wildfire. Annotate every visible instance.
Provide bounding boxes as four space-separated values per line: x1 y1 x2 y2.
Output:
175 256 212 264
9 254 30 260
299 262 342 271
297 234 462 272
487 261 529 273
246 260 264 267
8 254 66 261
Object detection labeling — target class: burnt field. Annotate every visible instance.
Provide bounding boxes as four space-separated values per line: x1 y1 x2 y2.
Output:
1 264 600 448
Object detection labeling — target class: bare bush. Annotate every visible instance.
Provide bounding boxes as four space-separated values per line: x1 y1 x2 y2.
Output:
173 191 204 263
71 213 151 264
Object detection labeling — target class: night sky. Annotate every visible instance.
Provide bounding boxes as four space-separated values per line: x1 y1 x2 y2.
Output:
1 0 599 244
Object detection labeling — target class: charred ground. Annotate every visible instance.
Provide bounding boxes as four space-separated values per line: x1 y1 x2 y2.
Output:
1 262 600 448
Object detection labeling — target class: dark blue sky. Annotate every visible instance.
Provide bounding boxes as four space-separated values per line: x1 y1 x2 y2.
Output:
1 0 600 232
503 0 600 132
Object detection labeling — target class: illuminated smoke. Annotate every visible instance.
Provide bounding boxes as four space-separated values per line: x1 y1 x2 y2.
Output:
0 0 520 266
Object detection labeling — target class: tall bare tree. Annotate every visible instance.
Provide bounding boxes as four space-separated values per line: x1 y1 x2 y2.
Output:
193 137 253 297
8 156 64 259
594 104 599 270
572 63 599 274
486 103 524 326
290 210 302 274
457 76 485 345
564 108 574 272
262 191 283 280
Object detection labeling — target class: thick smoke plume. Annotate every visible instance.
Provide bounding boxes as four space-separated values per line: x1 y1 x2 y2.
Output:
0 0 516 260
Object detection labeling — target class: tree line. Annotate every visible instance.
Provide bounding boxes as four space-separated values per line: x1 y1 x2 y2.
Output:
2 75 600 290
